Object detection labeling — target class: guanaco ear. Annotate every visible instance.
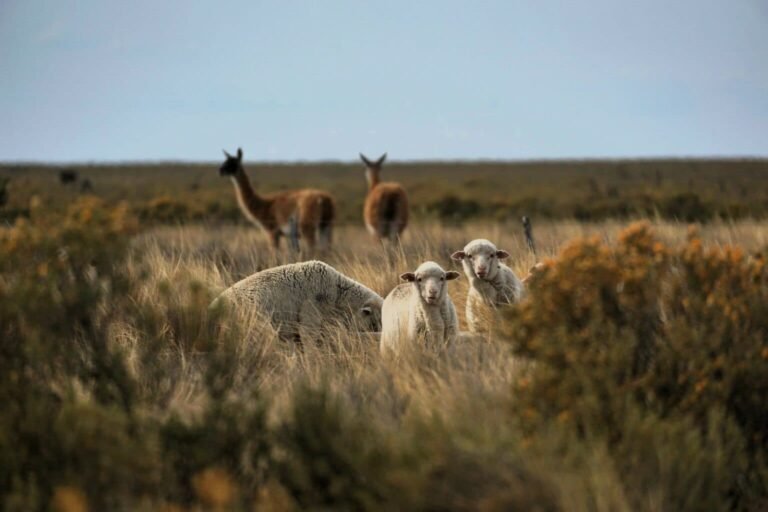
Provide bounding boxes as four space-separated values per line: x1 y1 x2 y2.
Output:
375 153 387 166
451 251 466 261
236 147 243 161
223 149 232 159
400 272 416 282
445 271 461 280
496 250 510 260
360 153 373 167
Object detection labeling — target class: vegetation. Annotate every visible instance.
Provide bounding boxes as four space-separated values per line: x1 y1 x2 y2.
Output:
2 158 768 225
1 193 767 510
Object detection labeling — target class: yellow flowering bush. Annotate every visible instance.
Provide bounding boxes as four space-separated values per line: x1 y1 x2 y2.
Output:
502 222 768 508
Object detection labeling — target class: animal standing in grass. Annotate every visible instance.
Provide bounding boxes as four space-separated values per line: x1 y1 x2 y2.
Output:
219 148 335 251
212 260 383 343
360 153 409 242
451 239 525 334
380 261 460 354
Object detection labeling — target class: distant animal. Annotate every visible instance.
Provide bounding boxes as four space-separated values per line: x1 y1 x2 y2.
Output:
451 239 525 334
360 153 409 241
219 148 336 251
211 260 383 343
0 177 9 207
59 170 78 185
380 261 460 354
80 179 93 192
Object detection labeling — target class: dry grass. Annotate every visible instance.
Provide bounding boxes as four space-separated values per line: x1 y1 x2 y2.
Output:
5 203 768 510
125 217 768 425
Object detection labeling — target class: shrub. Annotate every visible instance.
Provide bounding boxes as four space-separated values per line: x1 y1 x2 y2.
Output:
0 177 8 207
136 195 190 224
0 198 145 509
660 192 713 222
426 195 484 223
0 198 271 510
502 222 768 509
275 384 396 511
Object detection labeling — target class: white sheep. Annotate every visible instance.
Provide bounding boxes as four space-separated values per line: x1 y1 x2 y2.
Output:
451 239 524 334
380 261 461 354
212 260 383 342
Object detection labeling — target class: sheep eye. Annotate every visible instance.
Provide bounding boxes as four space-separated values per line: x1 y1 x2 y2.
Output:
417 277 422 282
440 276 445 281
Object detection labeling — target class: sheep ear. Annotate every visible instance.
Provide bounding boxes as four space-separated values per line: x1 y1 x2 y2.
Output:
451 251 466 261
237 147 243 161
445 271 461 281
376 153 387 166
361 306 372 316
360 153 373 167
400 272 416 282
496 250 510 260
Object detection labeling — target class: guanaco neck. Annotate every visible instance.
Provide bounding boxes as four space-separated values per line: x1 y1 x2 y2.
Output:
365 168 380 191
230 168 270 227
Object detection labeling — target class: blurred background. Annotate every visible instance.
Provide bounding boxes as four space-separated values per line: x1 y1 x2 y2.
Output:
2 0 767 162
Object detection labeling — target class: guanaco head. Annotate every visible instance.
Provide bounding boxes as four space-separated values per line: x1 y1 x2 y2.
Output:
219 148 243 176
360 152 387 189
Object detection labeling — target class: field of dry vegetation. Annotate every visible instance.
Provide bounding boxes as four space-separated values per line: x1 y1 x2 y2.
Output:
2 161 768 511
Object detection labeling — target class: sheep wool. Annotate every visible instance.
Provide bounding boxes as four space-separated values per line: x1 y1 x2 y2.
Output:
451 239 525 334
212 260 383 342
380 261 460 354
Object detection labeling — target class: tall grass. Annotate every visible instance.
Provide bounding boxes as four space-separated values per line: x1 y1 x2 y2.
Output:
2 201 767 510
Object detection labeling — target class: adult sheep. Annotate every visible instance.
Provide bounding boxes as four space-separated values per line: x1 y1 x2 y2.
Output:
451 238 525 334
212 260 383 343
380 261 460 354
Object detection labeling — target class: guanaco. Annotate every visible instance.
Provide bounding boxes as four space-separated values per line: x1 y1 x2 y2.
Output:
360 153 409 241
219 148 335 251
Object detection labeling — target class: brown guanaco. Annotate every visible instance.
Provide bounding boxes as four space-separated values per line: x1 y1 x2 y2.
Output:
360 153 409 242
219 148 335 251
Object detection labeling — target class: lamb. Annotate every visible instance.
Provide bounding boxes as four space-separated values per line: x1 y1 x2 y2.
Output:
380 261 461 354
211 260 383 343
451 239 525 334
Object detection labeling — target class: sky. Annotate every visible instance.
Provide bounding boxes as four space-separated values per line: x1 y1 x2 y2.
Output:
1 0 767 162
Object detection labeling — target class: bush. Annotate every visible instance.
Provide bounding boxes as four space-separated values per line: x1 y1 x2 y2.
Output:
136 195 191 224
0 199 271 510
426 195 484 223
660 192 714 222
502 222 768 509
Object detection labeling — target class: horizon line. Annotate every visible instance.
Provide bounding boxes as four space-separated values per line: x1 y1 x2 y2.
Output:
2 154 768 167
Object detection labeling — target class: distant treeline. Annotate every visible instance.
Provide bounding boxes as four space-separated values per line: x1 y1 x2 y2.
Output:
1 158 767 224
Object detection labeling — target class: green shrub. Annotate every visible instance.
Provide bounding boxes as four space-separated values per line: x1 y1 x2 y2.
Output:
275 384 396 511
426 195 484 223
661 192 713 222
0 199 270 510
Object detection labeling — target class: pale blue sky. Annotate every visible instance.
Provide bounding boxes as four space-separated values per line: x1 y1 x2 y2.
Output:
1 0 767 162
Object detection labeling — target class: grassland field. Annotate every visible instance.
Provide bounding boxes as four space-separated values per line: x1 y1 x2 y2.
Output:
2 157 768 224
2 159 768 511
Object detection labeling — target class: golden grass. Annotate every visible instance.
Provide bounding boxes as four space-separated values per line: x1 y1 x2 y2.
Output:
6 204 767 510
123 217 768 426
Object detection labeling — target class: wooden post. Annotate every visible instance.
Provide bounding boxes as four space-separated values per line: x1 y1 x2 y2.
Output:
522 216 536 257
